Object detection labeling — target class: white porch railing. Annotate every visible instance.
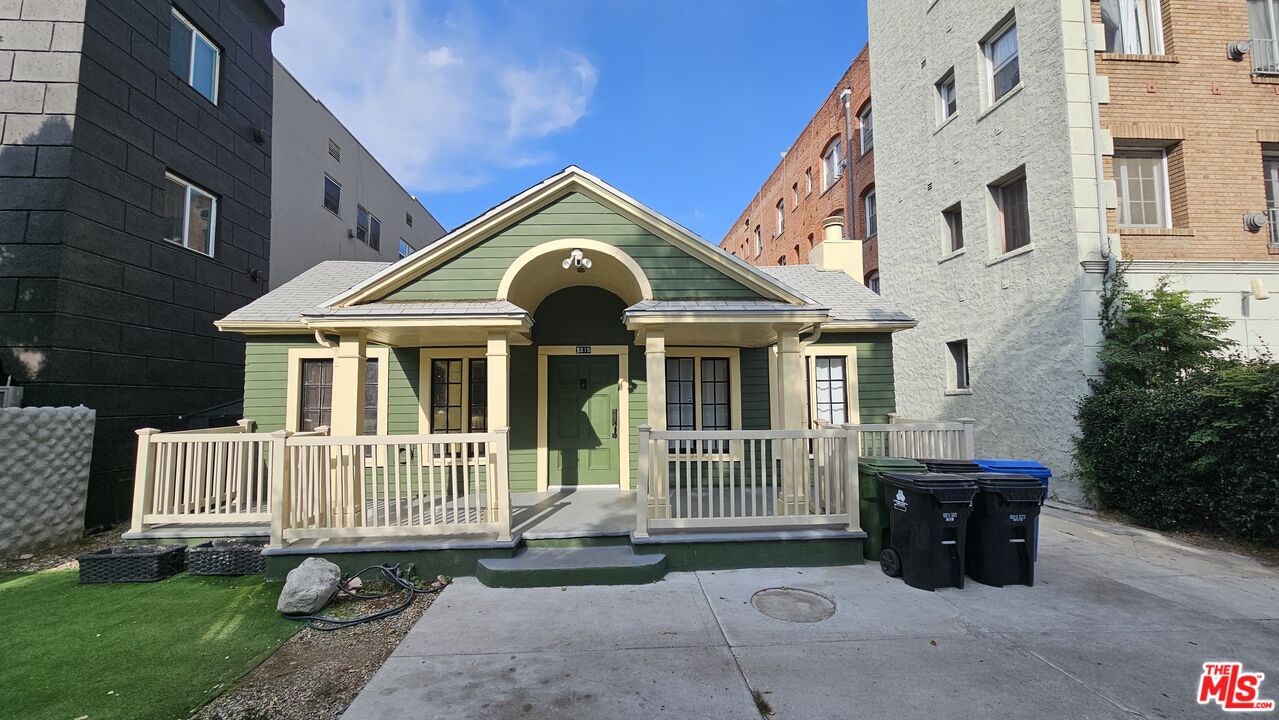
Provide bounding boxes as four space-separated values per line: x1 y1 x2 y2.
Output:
854 420 975 460
635 427 859 538
276 430 511 545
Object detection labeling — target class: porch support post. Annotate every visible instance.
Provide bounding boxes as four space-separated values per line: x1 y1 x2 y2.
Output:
486 332 510 520
130 428 160 534
330 332 366 526
776 325 806 509
959 417 977 459
269 429 292 548
330 331 368 436
842 423 861 533
644 330 667 514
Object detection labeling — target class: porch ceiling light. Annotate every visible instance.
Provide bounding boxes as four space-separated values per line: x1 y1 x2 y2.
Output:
562 248 592 273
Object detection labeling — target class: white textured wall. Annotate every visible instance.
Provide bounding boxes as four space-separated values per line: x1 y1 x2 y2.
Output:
868 0 1095 501
0 406 95 555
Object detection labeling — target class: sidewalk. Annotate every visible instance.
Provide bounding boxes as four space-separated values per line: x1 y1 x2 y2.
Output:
342 508 1279 719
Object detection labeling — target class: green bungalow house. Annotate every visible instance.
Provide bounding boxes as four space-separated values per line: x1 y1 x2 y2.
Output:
127 168 971 583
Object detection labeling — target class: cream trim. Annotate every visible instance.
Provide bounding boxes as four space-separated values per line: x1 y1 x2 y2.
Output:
803 343 862 426
536 345 631 492
214 320 310 334
497 238 655 310
285 346 389 456
416 347 488 434
322 167 813 308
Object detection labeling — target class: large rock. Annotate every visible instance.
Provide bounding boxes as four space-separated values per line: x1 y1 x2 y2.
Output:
277 557 341 615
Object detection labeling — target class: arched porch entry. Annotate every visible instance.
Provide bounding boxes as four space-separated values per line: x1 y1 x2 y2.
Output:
498 241 653 492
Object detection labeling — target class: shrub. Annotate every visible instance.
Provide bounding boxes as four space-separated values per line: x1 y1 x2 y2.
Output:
1076 278 1279 544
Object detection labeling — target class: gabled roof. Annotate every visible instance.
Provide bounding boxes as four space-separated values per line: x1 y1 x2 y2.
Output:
218 261 388 326
323 166 816 308
760 265 916 328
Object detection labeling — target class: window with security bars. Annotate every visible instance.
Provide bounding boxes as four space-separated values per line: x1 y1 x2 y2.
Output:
300 359 332 432
813 357 848 425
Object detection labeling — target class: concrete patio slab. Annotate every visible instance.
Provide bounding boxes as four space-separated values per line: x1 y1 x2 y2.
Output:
732 635 1131 720
393 573 724 656
342 646 759 720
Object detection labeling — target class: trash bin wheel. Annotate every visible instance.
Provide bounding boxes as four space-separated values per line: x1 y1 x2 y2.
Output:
880 548 902 578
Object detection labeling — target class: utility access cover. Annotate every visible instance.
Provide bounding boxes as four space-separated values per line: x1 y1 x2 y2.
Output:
750 587 836 623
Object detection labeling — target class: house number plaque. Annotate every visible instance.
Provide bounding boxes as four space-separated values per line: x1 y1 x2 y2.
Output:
575 346 592 354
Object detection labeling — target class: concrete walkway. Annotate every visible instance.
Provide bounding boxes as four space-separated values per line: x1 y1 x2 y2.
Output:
343 508 1279 719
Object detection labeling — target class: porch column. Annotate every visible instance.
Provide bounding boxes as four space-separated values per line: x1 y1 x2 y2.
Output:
331 331 366 526
486 331 510 521
330 331 368 436
643 329 667 513
775 325 807 510
486 331 510 429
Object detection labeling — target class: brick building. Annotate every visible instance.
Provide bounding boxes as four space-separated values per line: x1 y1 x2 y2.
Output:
721 47 878 289
0 0 285 525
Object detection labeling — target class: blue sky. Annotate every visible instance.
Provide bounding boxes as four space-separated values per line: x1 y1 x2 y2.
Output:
274 0 867 243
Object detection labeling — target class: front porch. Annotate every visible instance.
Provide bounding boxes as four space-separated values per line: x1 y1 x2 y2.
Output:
126 419 975 578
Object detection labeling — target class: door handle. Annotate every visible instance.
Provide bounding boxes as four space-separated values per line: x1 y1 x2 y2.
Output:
611 409 618 439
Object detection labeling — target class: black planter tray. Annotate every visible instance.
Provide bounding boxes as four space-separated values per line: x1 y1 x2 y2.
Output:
186 540 267 576
79 545 186 583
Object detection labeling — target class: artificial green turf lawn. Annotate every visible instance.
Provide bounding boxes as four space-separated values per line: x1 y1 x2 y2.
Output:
0 569 299 720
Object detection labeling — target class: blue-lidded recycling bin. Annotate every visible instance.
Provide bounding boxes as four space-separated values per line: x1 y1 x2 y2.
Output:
973 459 1052 558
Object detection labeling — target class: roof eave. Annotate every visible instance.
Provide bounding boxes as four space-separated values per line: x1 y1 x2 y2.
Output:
213 320 311 334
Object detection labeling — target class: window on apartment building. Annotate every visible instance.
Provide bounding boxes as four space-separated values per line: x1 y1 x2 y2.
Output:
1265 154 1279 244
866 270 881 295
323 175 341 214
399 238 414 259
754 225 762 257
406 212 414 227
984 17 1021 103
776 199 785 235
778 255 788 266
1114 149 1171 228
169 8 219 103
1102 0 1165 55
163 172 217 256
947 340 971 391
1248 0 1279 74
822 138 844 191
859 105 874 154
991 169 1031 252
806 167 814 195
864 190 878 238
792 182 799 207
943 203 964 252
812 357 849 425
937 70 958 122
356 205 381 251
328 139 341 161
430 358 488 433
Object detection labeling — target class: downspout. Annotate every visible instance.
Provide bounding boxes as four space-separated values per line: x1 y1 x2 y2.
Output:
839 88 857 253
314 329 338 348
1082 0 1115 279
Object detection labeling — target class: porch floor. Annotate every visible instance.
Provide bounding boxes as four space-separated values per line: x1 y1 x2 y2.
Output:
513 488 635 540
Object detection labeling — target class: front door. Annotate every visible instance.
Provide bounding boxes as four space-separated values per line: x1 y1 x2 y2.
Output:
547 355 619 486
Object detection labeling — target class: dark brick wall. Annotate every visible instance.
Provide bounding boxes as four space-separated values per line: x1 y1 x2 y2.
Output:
0 0 283 527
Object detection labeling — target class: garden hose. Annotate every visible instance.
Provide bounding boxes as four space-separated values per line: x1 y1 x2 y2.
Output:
287 563 446 632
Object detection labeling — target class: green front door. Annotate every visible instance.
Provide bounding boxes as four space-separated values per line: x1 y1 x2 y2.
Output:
547 355 619 486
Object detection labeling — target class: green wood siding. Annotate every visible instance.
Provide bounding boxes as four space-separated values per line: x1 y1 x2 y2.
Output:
243 336 311 432
384 193 763 301
812 332 897 423
740 347 771 430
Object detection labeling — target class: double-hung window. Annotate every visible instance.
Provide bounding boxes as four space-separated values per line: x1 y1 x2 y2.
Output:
1263 155 1278 245
937 71 958 122
859 105 873 154
430 358 488 433
864 190 878 238
984 18 1020 103
776 199 785 235
323 175 341 215
943 203 964 252
1114 149 1170 228
992 170 1031 252
948 340 971 391
1249 0 1279 74
398 239 414 259
812 357 849 425
753 226 762 257
163 173 217 256
169 8 219 103
822 138 843 191
1102 0 1164 55
356 205 381 251
805 167 813 195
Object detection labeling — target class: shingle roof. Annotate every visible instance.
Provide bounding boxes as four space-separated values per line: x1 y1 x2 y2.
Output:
308 300 526 318
758 265 915 325
220 261 390 323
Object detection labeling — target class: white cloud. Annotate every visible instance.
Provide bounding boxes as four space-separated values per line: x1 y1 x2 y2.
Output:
273 1 597 193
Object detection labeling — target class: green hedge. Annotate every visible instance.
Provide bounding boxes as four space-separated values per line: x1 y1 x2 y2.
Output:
1075 278 1279 543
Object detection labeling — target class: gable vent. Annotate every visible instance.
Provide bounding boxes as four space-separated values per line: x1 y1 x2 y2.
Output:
328 139 341 162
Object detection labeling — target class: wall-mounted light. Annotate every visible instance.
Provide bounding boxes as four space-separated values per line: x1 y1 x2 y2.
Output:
562 249 592 273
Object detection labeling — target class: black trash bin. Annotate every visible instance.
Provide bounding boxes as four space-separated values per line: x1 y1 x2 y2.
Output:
878 472 978 591
917 458 983 474
966 473 1044 587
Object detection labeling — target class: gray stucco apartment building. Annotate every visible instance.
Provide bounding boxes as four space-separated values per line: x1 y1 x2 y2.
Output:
0 0 285 525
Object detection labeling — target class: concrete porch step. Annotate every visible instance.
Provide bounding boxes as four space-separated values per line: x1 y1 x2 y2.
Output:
476 546 668 588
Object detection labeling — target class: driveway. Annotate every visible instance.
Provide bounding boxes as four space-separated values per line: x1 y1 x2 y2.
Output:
342 508 1279 719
